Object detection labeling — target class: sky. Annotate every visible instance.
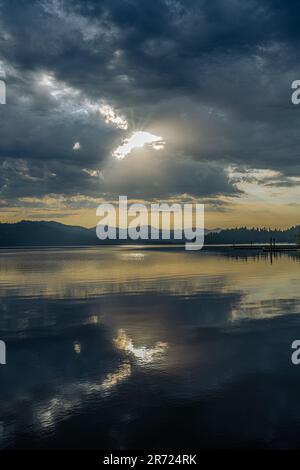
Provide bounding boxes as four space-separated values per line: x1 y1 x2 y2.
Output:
0 0 300 228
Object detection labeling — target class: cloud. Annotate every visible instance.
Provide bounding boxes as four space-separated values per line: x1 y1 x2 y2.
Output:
99 103 128 130
0 0 300 213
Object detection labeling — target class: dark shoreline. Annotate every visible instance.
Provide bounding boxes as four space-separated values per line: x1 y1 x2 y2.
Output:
0 243 299 252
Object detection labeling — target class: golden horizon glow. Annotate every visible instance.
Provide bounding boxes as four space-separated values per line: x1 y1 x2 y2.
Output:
1 202 299 230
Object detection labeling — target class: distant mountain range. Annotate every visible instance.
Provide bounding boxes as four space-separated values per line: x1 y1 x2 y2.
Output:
0 221 299 247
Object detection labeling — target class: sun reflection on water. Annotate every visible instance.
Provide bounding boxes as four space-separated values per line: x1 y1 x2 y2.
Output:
113 329 168 365
100 363 132 391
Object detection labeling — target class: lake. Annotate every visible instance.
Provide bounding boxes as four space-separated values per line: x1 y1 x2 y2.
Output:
0 246 300 449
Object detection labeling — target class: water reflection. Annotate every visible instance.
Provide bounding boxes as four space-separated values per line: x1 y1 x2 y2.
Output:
0 247 300 449
101 329 168 392
114 329 168 365
73 342 81 354
101 363 132 392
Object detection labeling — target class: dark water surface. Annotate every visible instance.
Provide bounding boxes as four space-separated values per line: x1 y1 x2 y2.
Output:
1 246 300 449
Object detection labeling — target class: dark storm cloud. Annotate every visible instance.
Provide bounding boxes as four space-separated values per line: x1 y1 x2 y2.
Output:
0 0 300 204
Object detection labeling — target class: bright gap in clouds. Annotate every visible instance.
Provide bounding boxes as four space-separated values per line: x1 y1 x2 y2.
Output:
73 141 81 150
99 104 128 130
38 73 165 159
112 131 165 159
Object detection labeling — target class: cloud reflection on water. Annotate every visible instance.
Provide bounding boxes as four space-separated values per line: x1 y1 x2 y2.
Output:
1 248 300 448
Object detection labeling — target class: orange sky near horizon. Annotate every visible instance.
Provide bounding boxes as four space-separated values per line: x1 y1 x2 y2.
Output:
1 198 299 230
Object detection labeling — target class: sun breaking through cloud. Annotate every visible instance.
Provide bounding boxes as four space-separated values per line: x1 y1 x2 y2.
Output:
112 131 165 159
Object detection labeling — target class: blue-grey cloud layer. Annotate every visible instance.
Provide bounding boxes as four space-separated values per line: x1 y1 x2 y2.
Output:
0 0 300 203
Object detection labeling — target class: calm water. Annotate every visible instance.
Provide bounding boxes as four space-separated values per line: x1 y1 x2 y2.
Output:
1 246 300 449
